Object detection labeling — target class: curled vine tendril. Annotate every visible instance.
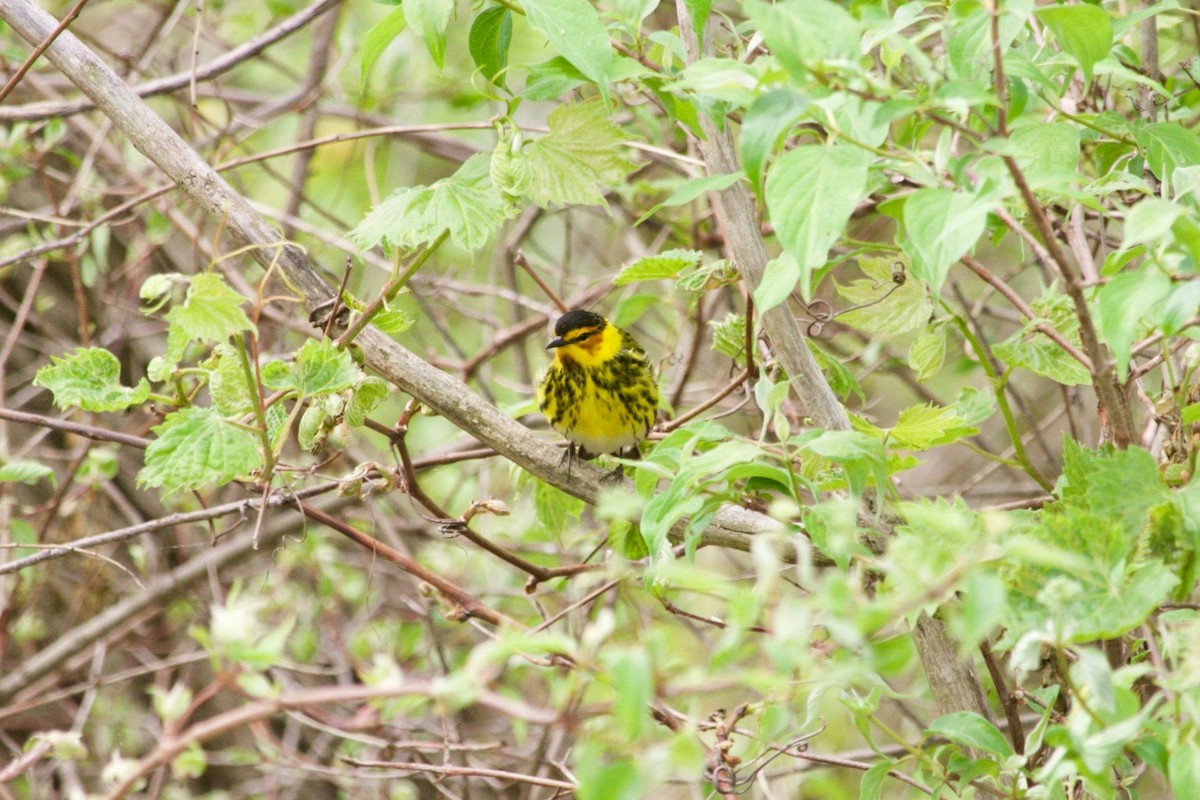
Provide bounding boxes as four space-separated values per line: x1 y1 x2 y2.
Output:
801 261 907 337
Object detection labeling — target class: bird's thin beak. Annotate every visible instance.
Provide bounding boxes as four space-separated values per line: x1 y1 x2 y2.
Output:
546 337 566 349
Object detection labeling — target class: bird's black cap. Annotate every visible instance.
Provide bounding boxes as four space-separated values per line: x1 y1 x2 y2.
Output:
553 308 606 336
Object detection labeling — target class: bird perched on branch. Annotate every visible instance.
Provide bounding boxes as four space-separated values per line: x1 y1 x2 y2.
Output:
537 308 658 468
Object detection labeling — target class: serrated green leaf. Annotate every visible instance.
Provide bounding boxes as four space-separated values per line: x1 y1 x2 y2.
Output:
138 407 262 493
884 404 978 450
926 712 1013 758
0 459 56 487
148 323 189 382
34 347 151 412
359 5 406 92
298 402 330 452
708 313 746 364
165 273 254 345
614 249 702 286
953 386 997 426
902 188 990 292
523 101 636 208
835 256 931 335
765 143 871 300
374 308 415 335
203 343 254 417
523 0 612 87
740 91 809 198
350 153 514 253
1036 4 1112 84
634 171 743 226
262 339 360 398
346 376 389 427
403 0 452 68
993 337 1091 386
1137 123 1200 197
468 7 512 86
908 320 949 380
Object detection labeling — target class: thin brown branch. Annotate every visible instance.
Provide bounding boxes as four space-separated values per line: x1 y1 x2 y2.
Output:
295 501 517 627
0 483 338 577
343 759 576 791
0 0 88 102
0 407 151 449
0 0 339 122
960 255 1092 371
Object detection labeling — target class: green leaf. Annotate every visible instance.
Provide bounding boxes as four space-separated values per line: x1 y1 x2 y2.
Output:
0 459 56 487
262 339 360 398
360 5 406 92
683 0 712 39
926 712 1014 759
835 256 931 335
708 313 746 364
1009 122 1081 186
138 407 262 493
614 249 703 286
523 101 636 208
350 153 514 253
1097 269 1172 380
374 307 415 335
402 0 453 68
1122 198 1183 250
165 273 254 345
1137 122 1200 197
575 755 641 800
858 761 891 800
298 402 330 452
908 320 949 380
1036 4 1112 84
902 188 990 292
523 0 612 87
346 376 389 428
1170 744 1200 798
34 347 151 412
745 0 860 81
203 343 254 417
879 404 978 450
798 429 888 498
953 570 1008 647
468 6 512 86
609 650 653 739
765 143 871 300
993 336 1091 386
522 56 587 101
754 252 801 313
740 91 809 198
634 171 744 226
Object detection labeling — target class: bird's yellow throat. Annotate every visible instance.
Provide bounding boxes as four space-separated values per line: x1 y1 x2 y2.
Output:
553 322 621 368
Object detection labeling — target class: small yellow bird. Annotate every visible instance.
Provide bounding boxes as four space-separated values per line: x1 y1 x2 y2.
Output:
537 308 659 464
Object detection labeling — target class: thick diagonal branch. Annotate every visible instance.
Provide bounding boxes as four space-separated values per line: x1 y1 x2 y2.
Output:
0 0 786 567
